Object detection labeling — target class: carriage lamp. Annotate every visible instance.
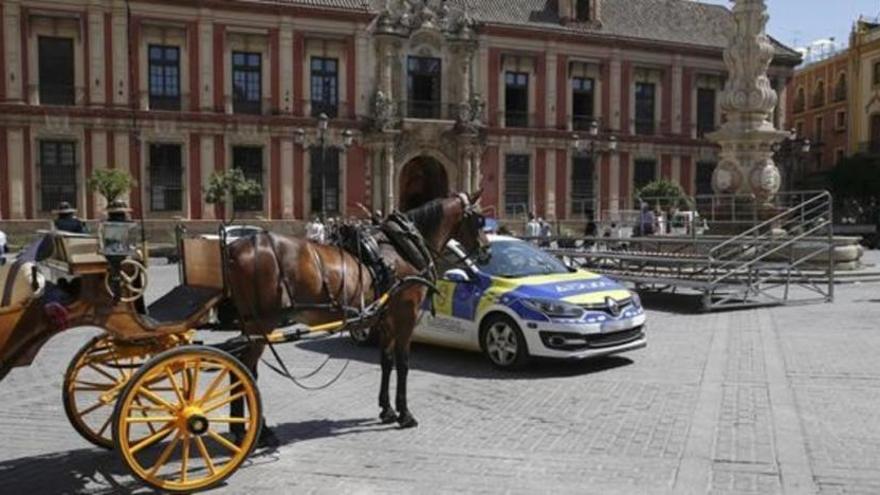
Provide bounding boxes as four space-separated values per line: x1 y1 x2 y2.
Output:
801 139 811 154
101 221 139 258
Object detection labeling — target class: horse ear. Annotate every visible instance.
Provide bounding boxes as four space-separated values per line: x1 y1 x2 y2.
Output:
469 189 484 204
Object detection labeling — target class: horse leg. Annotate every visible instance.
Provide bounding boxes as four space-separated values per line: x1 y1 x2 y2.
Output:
232 340 279 448
394 341 418 428
378 326 397 423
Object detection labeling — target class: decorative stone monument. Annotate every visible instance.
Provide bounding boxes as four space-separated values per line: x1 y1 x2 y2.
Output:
708 0 789 205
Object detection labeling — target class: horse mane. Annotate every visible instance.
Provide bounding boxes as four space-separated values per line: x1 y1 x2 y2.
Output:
403 198 446 236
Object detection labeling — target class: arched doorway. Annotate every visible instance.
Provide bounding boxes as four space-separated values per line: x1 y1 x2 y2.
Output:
398 156 449 212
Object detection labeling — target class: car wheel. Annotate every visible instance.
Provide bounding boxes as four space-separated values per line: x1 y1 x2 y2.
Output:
349 326 377 346
481 315 529 369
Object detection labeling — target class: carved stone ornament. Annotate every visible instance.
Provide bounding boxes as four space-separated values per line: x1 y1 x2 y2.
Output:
376 0 479 40
457 93 485 133
371 90 399 132
711 158 744 194
707 0 788 203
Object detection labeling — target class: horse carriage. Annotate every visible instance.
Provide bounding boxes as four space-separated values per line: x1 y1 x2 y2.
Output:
0 192 487 492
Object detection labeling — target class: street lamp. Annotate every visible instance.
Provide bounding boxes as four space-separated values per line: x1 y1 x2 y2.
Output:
772 128 811 192
294 113 356 217
571 119 618 220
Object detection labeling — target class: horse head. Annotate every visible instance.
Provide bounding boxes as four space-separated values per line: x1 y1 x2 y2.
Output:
450 189 490 263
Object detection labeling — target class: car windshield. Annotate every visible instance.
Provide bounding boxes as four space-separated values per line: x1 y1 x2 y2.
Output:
476 240 570 278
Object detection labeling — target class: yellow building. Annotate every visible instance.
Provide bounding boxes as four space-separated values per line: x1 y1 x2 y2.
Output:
848 17 880 152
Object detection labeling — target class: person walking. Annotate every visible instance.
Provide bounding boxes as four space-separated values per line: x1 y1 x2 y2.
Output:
538 218 552 248
53 202 87 233
638 202 655 236
306 215 326 244
525 212 541 240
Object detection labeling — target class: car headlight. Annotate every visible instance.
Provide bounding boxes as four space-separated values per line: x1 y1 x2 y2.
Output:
521 298 585 319
630 291 642 308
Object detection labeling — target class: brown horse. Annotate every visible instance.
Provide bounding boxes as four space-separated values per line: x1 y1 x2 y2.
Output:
224 191 488 431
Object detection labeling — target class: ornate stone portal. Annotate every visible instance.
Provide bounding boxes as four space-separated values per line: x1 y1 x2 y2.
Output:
708 0 789 204
367 0 484 213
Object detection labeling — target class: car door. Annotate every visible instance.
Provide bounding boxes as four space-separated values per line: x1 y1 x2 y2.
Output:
419 244 482 348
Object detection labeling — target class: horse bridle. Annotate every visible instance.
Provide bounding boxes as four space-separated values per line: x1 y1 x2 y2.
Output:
454 193 490 264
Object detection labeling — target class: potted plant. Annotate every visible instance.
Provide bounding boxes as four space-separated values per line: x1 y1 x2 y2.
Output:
204 169 263 225
88 168 135 210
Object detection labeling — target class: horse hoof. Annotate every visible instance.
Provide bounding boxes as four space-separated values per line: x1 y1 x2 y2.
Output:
397 413 418 429
379 408 398 424
257 427 281 449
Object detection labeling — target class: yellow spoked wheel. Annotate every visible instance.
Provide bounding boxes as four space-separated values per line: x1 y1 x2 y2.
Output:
63 335 154 449
113 346 262 493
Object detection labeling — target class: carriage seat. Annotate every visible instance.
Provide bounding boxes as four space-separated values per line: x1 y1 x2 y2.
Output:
0 262 45 308
146 285 222 324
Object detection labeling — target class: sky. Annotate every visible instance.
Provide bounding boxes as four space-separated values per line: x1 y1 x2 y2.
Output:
699 0 880 57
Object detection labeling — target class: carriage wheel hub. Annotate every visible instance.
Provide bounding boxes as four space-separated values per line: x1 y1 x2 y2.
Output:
181 406 209 435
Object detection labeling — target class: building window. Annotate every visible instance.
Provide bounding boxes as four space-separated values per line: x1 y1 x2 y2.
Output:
504 154 530 216
836 110 846 130
696 161 715 196
232 146 263 212
407 56 442 119
835 149 845 165
39 140 77 211
633 159 656 192
571 155 594 218
696 87 716 138
310 57 338 118
232 52 262 114
575 0 590 21
149 144 183 211
815 116 824 144
794 86 806 113
874 62 880 86
310 147 340 215
38 37 75 106
834 73 847 101
812 81 825 108
571 77 595 130
148 45 181 110
505 72 530 128
795 120 804 137
635 82 656 135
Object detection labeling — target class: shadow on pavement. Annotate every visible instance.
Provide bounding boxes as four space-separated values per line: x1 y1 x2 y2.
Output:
265 417 398 449
637 291 706 314
0 447 158 494
295 336 634 380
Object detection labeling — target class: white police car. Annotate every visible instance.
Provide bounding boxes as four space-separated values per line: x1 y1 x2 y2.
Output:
351 235 647 369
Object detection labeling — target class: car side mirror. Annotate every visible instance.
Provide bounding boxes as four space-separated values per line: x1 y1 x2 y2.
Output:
443 268 471 283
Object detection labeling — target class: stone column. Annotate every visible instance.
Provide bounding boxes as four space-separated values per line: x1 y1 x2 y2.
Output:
281 138 294 218
462 150 473 193
384 141 395 213
471 148 482 193
3 2 23 102
279 18 293 114
200 135 217 219
198 14 214 111
88 9 105 106
671 55 683 135
609 50 622 132
111 4 129 107
7 128 26 219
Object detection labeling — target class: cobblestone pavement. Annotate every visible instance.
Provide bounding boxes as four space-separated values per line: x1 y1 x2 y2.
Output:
1 260 879 494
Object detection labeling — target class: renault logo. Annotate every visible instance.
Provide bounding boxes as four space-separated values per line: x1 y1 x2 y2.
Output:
605 297 621 317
